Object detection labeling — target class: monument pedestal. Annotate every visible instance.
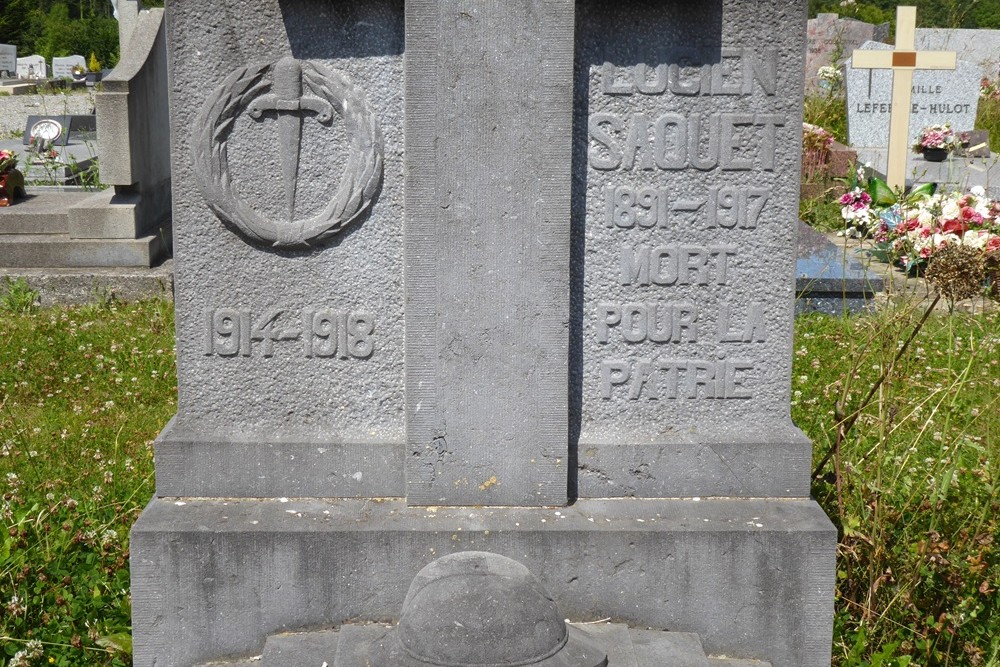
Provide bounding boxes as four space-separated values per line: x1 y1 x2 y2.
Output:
135 1 835 665
132 498 834 667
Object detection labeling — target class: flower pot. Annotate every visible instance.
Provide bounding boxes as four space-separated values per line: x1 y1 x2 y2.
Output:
922 147 949 162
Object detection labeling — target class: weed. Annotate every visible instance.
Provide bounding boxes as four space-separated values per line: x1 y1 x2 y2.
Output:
976 96 1000 153
0 278 39 314
798 306 999 666
805 91 849 144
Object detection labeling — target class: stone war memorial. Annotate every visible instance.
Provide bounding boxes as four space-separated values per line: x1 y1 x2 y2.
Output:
131 1 836 666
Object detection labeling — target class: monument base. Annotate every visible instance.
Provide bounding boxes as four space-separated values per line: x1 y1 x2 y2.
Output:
131 498 835 667
195 624 772 667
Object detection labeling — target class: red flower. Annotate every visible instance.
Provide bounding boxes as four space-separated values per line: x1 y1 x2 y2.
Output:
941 219 967 236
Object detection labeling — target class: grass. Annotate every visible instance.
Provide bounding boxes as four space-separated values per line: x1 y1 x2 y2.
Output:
797 305 1000 666
0 288 175 666
0 281 998 665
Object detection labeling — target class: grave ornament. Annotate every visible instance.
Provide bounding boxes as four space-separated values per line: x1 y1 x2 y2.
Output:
363 553 609 667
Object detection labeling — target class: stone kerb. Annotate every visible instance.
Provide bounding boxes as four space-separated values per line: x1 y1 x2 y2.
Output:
846 41 980 149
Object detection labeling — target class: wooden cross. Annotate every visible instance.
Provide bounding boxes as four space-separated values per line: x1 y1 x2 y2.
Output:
852 6 957 191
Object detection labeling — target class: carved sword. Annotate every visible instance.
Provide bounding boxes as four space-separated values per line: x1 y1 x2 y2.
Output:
249 57 333 223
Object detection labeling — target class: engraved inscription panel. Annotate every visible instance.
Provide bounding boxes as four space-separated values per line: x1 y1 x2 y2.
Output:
578 3 800 443
204 307 375 359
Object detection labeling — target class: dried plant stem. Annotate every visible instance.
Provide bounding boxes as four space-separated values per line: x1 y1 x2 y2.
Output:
813 293 942 489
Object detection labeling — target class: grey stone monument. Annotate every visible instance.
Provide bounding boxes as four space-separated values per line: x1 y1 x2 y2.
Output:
130 2 835 666
846 41 980 149
805 13 888 90
52 55 87 79
66 6 172 262
0 44 16 77
917 28 1000 81
16 54 46 80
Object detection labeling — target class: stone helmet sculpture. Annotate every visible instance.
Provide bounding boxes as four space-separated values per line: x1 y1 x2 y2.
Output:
368 552 608 667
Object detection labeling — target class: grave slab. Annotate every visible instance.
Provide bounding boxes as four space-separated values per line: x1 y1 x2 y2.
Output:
795 221 885 315
856 147 1000 199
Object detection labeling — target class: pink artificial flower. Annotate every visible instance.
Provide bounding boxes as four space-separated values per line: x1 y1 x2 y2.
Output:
960 207 984 226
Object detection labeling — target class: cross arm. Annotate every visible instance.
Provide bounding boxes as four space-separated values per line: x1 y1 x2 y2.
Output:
852 49 957 71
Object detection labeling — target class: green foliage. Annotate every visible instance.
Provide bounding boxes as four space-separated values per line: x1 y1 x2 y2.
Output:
796 308 1000 666
0 299 177 666
810 0 1000 29
977 96 1000 153
801 190 848 233
805 91 849 145
0 277 39 314
0 2 119 71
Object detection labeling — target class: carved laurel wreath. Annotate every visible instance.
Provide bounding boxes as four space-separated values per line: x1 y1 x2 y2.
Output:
192 59 384 248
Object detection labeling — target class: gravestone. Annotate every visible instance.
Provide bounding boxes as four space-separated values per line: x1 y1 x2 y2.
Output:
806 13 888 89
52 55 87 79
917 28 1000 80
0 44 15 76
130 2 835 666
16 55 47 80
846 41 979 149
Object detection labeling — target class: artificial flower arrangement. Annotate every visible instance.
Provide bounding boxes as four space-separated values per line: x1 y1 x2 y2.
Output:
839 167 1000 296
802 123 836 182
912 123 957 155
0 149 18 173
0 149 24 207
